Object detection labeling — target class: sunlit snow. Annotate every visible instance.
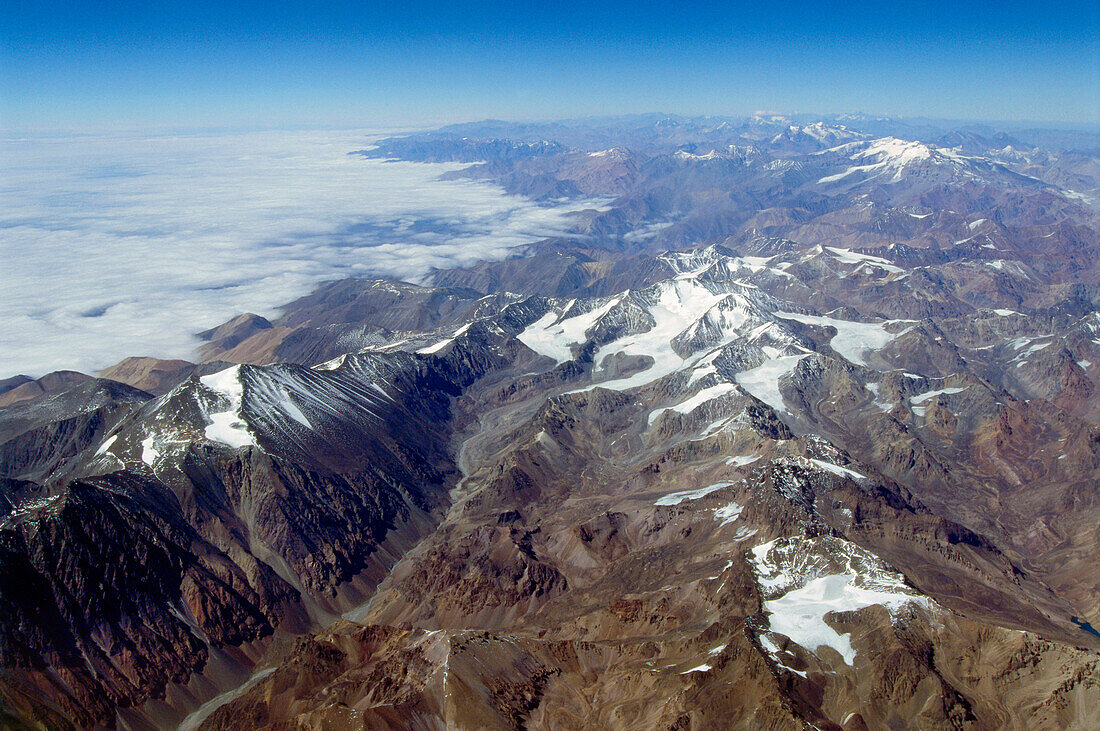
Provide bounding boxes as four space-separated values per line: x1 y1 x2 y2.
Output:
823 247 904 274
588 281 734 391
751 537 930 666
713 501 744 525
94 434 118 456
198 366 258 449
775 312 905 366
654 482 732 506
517 297 621 363
909 386 967 405
647 382 739 425
734 354 807 413
140 436 160 467
418 322 473 355
807 459 865 480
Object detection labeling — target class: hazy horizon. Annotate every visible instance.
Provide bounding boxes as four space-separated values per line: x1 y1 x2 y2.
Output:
3 1 1097 130
4 111 1100 139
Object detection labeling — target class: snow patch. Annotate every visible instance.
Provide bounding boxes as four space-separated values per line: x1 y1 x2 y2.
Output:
655 482 732 506
198 366 258 449
909 386 967 405
518 298 621 364
140 436 160 467
735 354 807 413
751 537 930 666
313 354 347 371
775 312 905 366
680 664 711 674
94 434 118 456
757 634 809 677
648 382 738 425
865 382 892 411
823 247 904 274
714 501 744 525
279 398 313 429
417 322 472 355
807 459 865 480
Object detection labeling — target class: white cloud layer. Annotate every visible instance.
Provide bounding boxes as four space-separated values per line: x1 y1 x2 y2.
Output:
0 129 587 378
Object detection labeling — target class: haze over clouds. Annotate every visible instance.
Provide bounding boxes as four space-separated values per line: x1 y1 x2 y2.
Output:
0 129 591 378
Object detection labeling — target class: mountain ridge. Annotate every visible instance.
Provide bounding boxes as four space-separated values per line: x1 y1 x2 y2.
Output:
3 115 1100 729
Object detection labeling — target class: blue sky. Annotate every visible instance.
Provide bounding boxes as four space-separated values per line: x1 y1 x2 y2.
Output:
2 0 1098 129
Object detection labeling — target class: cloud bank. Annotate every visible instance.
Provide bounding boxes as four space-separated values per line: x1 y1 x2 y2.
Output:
0 129 589 378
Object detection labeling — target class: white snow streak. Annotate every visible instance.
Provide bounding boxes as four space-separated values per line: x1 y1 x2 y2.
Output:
199 366 257 449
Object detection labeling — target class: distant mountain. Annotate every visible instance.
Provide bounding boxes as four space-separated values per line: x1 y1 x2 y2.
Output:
361 116 1097 245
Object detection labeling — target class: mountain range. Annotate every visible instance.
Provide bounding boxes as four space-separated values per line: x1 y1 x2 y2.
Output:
3 114 1100 730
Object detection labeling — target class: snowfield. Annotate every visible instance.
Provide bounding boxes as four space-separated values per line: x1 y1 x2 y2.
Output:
752 536 931 665
198 366 258 449
734 354 807 413
775 311 906 367
517 297 622 363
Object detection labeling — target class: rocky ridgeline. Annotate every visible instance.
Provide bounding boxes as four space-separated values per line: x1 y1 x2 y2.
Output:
3 116 1100 728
